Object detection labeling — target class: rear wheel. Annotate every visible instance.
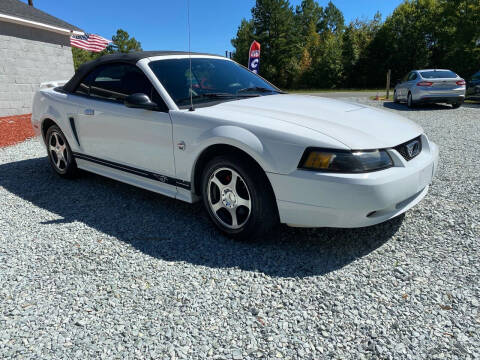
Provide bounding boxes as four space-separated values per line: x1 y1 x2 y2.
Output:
201 155 278 240
46 125 78 178
452 102 463 109
407 92 415 108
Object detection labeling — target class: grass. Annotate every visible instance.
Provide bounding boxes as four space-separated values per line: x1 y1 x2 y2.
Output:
369 95 393 101
465 99 480 104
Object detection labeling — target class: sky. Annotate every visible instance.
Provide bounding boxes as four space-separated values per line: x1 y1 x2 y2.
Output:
27 0 404 55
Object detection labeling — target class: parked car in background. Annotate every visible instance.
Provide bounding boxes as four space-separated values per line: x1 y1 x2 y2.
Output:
31 51 439 239
394 69 466 108
466 70 480 100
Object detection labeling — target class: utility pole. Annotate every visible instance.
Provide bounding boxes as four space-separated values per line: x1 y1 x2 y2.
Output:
386 69 391 99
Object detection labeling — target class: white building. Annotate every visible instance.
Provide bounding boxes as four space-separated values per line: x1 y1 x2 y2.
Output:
0 0 83 116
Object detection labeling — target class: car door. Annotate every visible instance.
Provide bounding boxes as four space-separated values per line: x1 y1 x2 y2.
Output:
71 63 176 179
404 71 418 97
397 73 409 99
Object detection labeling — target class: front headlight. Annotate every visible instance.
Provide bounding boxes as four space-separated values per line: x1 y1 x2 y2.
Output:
299 148 393 173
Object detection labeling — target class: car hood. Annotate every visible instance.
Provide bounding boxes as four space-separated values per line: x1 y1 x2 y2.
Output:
199 94 423 149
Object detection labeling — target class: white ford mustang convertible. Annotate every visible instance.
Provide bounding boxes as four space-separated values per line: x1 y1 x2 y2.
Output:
32 51 439 239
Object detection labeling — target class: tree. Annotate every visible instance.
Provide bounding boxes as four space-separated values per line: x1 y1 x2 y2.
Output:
107 29 142 53
318 1 345 35
251 0 299 87
72 29 142 69
435 0 480 77
342 13 382 87
295 0 322 42
231 19 255 66
294 0 322 87
230 0 478 89
72 47 97 70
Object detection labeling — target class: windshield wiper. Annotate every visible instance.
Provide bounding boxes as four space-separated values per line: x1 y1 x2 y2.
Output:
201 92 258 98
237 87 286 94
177 92 259 104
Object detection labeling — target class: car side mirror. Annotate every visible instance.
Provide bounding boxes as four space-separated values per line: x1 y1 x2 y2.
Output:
124 93 157 110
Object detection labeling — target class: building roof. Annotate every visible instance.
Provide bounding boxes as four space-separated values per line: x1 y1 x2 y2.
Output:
0 0 82 31
63 51 225 93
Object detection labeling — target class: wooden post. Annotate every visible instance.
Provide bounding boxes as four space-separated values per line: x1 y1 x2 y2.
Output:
386 69 391 99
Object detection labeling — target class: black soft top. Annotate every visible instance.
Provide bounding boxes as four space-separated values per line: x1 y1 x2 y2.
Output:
62 51 222 93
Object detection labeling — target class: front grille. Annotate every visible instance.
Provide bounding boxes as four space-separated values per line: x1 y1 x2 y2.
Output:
394 136 422 161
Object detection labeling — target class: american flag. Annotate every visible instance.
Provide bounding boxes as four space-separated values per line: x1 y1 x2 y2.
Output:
70 33 111 52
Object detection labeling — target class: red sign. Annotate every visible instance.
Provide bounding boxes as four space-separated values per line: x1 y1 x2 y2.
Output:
248 41 261 74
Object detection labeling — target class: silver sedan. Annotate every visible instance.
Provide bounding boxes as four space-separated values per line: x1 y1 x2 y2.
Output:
394 69 466 108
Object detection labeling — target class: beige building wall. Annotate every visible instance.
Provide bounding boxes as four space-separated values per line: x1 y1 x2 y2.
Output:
0 21 74 116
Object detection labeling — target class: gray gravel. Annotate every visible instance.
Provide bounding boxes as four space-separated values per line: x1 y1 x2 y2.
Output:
1 100 479 359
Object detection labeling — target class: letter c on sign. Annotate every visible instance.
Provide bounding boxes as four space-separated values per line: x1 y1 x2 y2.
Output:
251 59 259 73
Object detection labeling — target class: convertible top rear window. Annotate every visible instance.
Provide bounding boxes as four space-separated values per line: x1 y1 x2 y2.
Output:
420 70 457 79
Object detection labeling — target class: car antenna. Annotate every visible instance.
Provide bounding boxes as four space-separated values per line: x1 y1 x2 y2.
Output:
187 0 194 112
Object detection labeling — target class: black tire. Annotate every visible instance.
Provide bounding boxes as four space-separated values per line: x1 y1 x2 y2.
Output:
45 125 78 178
393 90 399 103
407 92 415 108
201 155 278 240
452 102 462 109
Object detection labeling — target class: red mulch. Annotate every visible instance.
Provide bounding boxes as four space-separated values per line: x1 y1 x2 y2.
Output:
0 114 35 148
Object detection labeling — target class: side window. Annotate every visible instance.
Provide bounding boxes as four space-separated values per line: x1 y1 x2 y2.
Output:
75 71 95 96
90 64 127 102
121 67 169 112
74 63 168 112
408 72 417 81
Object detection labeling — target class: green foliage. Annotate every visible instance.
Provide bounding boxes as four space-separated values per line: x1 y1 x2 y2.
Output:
108 29 142 53
251 0 299 88
231 19 255 67
318 1 344 35
231 0 480 89
72 29 142 70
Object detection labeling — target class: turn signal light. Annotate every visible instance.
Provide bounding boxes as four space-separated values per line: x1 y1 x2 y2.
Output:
303 151 334 169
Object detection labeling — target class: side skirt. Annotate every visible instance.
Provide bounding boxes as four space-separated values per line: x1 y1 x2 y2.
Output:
73 153 194 203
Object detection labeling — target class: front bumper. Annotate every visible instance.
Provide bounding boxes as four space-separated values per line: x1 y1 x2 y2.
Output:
267 137 439 228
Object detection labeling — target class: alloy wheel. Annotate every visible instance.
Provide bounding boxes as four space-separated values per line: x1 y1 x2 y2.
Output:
207 167 251 229
49 131 69 172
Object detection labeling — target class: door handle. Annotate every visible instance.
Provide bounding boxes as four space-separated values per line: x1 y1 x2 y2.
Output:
84 109 95 116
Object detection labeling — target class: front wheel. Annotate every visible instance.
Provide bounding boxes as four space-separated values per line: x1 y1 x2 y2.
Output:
393 90 399 103
201 155 278 240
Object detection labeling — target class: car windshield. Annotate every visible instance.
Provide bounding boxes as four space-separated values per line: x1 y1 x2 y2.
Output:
472 71 480 80
420 70 458 79
148 58 282 108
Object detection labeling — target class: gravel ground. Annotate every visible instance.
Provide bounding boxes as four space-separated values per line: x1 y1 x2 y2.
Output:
0 100 479 359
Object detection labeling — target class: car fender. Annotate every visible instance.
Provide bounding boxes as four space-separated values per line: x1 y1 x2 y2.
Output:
33 89 80 150
189 125 278 181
